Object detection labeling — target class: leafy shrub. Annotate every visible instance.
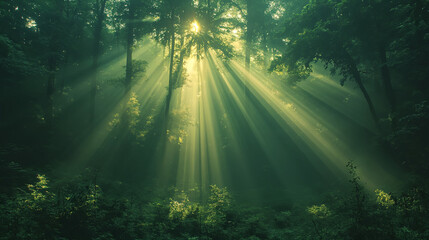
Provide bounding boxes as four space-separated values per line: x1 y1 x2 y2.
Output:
375 189 395 209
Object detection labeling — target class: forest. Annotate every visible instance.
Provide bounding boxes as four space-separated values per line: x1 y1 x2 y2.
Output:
0 0 428 239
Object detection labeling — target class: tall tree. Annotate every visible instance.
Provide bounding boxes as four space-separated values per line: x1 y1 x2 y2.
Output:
166 6 176 118
124 0 136 91
90 0 107 124
271 0 380 128
244 0 267 69
154 0 193 118
339 0 397 113
124 0 152 91
36 0 68 127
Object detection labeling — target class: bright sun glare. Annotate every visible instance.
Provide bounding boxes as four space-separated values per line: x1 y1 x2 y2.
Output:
191 20 199 33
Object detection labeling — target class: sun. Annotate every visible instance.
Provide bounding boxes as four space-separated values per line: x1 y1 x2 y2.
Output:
191 20 199 33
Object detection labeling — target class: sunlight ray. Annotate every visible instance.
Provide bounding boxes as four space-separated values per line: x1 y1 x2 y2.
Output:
63 44 168 172
228 60 401 190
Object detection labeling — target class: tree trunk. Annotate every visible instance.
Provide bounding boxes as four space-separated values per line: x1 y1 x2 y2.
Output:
125 1 135 92
245 0 253 69
125 36 133 91
60 53 68 93
45 0 65 127
263 31 269 69
245 29 252 69
171 34 186 92
46 55 56 127
379 44 395 112
90 0 107 124
179 35 185 64
350 61 380 130
165 10 175 118
177 34 186 79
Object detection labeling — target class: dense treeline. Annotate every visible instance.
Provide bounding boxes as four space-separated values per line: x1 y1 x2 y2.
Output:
1 0 429 239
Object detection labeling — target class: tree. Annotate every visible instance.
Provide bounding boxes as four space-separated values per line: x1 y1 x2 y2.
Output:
244 0 267 69
32 0 72 127
337 0 397 113
124 0 152 91
192 0 236 59
271 0 380 128
154 0 193 119
90 0 107 124
389 0 429 98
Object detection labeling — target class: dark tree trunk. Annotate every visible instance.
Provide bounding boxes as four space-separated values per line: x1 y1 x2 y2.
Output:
46 55 56 127
125 34 133 91
245 0 253 69
45 0 65 127
125 1 135 92
350 61 380 130
263 31 269 69
59 54 68 93
177 34 186 78
245 29 252 69
90 0 107 124
379 44 396 112
165 9 175 118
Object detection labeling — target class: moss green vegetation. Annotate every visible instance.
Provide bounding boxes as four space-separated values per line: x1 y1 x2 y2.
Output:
1 163 428 240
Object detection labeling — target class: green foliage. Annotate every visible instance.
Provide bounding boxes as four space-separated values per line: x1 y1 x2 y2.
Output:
130 59 148 81
307 204 331 218
0 35 41 83
375 189 395 209
126 92 142 132
1 168 429 240
205 185 232 227
166 109 192 144
385 101 429 174
108 92 155 144
24 174 54 209
0 171 148 240
168 190 198 220
270 60 312 86
269 0 429 128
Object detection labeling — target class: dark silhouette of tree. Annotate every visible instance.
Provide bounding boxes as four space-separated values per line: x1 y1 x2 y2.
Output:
90 0 107 124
